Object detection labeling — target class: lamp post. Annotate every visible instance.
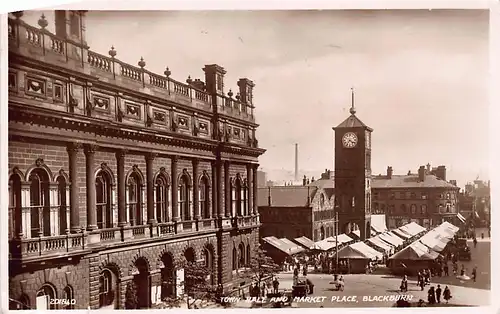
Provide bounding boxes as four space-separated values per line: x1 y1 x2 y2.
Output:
335 211 339 273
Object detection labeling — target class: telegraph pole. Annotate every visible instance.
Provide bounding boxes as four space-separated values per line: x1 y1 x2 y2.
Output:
335 211 339 272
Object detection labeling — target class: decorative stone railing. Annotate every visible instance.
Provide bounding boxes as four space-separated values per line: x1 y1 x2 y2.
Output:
7 16 227 117
10 233 87 258
9 214 252 261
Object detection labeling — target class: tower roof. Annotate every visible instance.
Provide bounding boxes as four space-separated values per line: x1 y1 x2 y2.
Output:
334 114 372 130
333 87 373 131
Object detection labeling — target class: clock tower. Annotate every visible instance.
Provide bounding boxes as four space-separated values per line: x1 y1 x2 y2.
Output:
333 88 373 241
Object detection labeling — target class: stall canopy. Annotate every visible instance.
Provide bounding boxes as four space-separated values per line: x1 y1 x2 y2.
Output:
280 238 306 255
263 236 291 254
334 245 370 260
336 234 354 245
367 236 393 254
371 214 389 234
379 232 404 247
400 222 426 236
456 213 466 223
350 241 384 260
391 229 411 240
440 221 459 233
418 231 449 252
294 236 316 250
314 236 337 251
388 241 440 261
349 230 361 240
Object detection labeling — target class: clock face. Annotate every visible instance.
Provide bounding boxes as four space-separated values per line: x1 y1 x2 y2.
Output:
342 132 358 148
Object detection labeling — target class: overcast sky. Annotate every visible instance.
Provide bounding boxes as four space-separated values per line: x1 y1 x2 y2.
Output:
22 10 489 187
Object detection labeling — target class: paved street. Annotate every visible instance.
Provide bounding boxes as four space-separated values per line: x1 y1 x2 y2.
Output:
274 272 490 308
274 239 490 308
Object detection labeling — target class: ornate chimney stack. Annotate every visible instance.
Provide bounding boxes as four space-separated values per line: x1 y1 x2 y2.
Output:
54 10 87 45
387 166 393 179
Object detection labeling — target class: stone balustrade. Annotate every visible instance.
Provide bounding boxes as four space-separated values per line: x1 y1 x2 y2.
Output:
7 16 256 123
8 216 261 262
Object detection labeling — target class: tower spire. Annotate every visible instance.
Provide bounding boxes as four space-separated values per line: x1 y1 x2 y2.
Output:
350 87 356 115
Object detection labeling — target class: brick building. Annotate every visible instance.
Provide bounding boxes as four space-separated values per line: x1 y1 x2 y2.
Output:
462 180 491 226
371 164 461 229
7 11 265 310
257 175 337 242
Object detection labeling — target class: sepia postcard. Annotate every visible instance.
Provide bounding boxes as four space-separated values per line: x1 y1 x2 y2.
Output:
5 7 491 311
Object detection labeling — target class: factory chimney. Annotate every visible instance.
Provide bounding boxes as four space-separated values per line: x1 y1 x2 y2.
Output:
295 143 299 181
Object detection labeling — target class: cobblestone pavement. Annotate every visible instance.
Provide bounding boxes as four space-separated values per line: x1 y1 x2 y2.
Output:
274 271 490 308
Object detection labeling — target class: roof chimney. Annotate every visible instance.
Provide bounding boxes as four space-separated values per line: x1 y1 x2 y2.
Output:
436 165 447 181
387 166 393 179
418 166 425 182
294 143 299 181
303 175 307 186
267 186 272 206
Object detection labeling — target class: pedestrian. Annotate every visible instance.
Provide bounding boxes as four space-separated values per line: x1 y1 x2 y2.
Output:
435 285 442 303
472 266 477 282
427 286 436 305
473 237 477 248
460 264 465 277
261 282 267 297
272 277 279 294
417 271 422 286
303 264 308 277
420 277 425 291
443 286 452 304
444 263 449 276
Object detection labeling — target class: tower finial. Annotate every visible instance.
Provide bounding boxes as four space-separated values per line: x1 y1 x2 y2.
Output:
350 87 356 115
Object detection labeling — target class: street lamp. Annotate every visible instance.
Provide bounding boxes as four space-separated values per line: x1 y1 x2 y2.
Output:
335 211 339 273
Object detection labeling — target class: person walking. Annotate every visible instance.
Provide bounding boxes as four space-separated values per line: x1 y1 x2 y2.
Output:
303 264 308 277
419 277 425 291
261 282 267 297
427 286 436 305
473 237 478 248
272 277 279 294
444 263 449 276
472 266 477 282
435 285 442 303
443 286 452 304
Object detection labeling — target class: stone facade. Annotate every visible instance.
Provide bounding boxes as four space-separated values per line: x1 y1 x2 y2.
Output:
7 10 265 310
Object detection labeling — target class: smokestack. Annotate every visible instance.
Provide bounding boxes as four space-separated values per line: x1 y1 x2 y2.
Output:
295 143 299 181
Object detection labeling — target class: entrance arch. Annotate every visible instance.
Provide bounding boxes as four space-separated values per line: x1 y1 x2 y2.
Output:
133 258 150 308
343 222 360 235
161 253 175 300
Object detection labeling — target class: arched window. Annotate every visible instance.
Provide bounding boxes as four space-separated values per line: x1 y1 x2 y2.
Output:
232 247 237 270
63 286 74 309
199 176 210 219
410 204 417 215
96 171 113 229
246 244 251 267
242 180 248 216
235 178 242 216
179 174 190 221
36 284 56 310
400 204 407 213
8 173 22 239
29 169 50 237
155 174 170 223
320 194 325 208
421 204 427 214
127 172 143 226
57 176 69 234
99 269 117 308
238 243 245 268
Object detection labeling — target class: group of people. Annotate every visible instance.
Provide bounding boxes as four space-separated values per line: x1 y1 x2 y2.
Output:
248 277 281 298
427 285 452 304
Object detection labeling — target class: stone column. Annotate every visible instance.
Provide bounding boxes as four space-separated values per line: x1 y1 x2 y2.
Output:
246 164 253 217
252 164 258 215
171 156 179 221
216 160 223 218
84 144 98 231
67 142 81 233
211 161 217 218
146 153 157 225
193 159 200 219
224 161 231 217
116 150 127 226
